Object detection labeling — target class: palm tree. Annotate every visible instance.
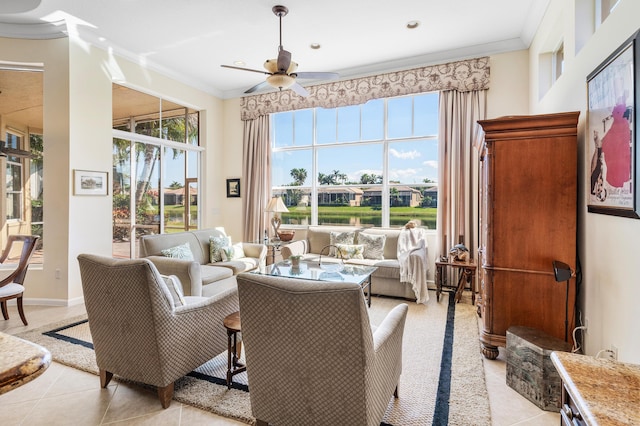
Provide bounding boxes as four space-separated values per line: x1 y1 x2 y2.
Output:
390 187 401 206
290 168 307 186
360 173 383 184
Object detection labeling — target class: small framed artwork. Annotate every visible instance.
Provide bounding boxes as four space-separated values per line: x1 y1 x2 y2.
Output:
226 178 241 198
74 170 108 196
587 29 640 218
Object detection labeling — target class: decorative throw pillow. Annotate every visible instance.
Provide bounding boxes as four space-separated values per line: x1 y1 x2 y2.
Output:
160 242 194 260
210 236 231 263
220 243 246 261
160 274 186 307
357 233 386 260
335 243 365 260
329 231 355 256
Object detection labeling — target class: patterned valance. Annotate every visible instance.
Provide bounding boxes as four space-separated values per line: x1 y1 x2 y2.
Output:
240 56 489 120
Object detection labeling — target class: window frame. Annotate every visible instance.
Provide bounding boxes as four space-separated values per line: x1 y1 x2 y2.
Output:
271 92 439 229
5 130 24 222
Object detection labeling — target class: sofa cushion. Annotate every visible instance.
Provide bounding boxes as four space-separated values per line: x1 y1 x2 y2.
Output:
357 232 386 260
330 231 356 256
347 258 401 280
335 243 364 260
210 235 231 263
215 258 260 274
359 228 401 260
220 243 245 261
200 264 234 285
160 242 195 261
139 232 207 264
306 226 360 255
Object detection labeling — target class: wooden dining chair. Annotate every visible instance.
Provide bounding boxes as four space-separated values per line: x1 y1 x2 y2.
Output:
0 235 40 326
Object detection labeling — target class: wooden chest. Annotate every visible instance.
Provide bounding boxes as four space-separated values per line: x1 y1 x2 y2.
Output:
506 326 572 411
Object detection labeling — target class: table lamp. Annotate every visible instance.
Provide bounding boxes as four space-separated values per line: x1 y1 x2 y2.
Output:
265 196 289 239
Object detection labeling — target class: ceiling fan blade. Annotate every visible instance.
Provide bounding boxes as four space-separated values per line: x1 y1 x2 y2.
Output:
295 72 339 80
277 49 291 73
290 82 309 97
244 81 270 94
221 64 270 75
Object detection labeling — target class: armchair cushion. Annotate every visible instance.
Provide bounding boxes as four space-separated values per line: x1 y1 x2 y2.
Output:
160 274 186 307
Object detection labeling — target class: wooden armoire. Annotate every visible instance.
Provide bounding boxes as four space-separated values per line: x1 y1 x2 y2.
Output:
476 112 579 359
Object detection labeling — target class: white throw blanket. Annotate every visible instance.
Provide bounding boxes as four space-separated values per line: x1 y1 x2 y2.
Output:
397 227 429 304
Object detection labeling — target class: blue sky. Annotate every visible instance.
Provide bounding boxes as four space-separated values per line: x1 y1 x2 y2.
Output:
272 93 439 187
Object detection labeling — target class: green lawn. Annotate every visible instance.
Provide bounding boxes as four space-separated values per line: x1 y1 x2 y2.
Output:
159 204 436 229
284 205 436 228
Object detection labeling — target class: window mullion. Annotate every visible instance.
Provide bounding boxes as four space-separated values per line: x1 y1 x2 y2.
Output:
311 109 318 225
382 99 390 227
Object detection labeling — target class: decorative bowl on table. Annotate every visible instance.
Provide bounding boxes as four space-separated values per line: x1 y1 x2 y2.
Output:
277 230 295 241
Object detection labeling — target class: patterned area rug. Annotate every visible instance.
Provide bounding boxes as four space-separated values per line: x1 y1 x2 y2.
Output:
17 293 490 425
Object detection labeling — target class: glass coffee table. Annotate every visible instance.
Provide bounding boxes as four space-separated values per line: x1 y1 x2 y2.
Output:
252 260 377 307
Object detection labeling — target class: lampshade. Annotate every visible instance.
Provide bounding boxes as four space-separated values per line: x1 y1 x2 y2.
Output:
266 73 295 90
266 197 289 240
266 196 289 213
552 260 572 282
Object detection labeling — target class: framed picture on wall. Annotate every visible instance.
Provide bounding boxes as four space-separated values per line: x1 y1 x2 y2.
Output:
74 170 108 196
226 178 241 198
587 29 640 218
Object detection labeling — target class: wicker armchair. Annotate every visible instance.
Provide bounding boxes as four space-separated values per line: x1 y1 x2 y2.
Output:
236 272 408 426
77 254 239 408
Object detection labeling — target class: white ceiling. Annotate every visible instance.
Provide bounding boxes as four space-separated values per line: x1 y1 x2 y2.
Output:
0 0 550 99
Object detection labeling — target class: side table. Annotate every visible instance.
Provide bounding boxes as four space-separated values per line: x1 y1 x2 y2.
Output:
435 259 477 304
223 311 245 389
255 239 291 265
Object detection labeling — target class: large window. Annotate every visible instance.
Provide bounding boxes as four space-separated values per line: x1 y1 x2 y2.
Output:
0 67 44 263
112 85 202 258
271 92 438 229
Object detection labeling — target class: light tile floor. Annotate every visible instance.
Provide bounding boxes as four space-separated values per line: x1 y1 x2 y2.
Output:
1 301 559 425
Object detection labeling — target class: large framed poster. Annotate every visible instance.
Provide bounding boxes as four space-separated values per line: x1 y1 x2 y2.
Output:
587 30 640 218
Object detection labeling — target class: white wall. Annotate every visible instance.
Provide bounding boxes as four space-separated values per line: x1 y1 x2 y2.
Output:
220 98 244 242
487 50 530 118
530 0 640 363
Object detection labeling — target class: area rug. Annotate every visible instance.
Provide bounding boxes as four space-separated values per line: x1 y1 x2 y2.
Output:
16 293 491 425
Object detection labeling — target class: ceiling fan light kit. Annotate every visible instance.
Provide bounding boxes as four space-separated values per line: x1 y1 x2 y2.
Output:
220 4 338 97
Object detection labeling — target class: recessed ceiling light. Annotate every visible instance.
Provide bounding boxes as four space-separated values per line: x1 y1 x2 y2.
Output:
310 43 321 50
406 20 420 29
234 60 246 66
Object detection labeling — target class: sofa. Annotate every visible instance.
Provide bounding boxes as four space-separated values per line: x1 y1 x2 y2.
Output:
280 226 428 302
139 228 266 297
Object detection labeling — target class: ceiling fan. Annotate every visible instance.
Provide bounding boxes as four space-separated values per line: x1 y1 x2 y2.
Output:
221 5 339 97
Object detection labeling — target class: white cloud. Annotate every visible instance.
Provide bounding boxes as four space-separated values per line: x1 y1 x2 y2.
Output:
389 148 421 159
389 168 419 180
423 160 438 169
